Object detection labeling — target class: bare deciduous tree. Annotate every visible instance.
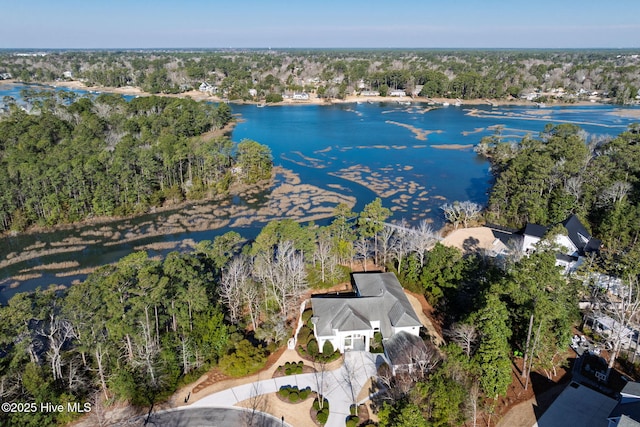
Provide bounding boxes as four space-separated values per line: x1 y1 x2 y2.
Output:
377 225 396 270
341 356 360 408
373 340 440 405
599 276 640 379
132 319 160 387
410 220 440 268
390 225 412 273
314 236 334 283
243 381 267 427
354 237 371 271
446 323 478 359
42 313 76 382
565 176 584 203
254 241 308 322
312 358 329 410
243 279 261 332
441 202 463 229
441 201 482 229
599 181 632 207
219 256 250 324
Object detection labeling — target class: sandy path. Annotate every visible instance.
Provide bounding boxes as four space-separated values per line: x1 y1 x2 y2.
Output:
405 290 444 346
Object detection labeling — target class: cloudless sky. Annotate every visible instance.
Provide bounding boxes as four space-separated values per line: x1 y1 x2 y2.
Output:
1 0 639 49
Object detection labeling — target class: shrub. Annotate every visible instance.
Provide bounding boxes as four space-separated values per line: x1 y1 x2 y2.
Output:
313 397 329 410
374 332 383 345
278 385 312 403
302 308 313 325
298 345 307 356
307 339 319 356
300 388 309 400
322 340 334 355
370 335 384 353
317 408 329 425
322 349 341 363
218 339 267 377
297 326 312 345
346 416 360 427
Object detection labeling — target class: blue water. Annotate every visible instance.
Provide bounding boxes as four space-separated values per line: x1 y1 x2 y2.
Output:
0 83 639 301
231 102 638 223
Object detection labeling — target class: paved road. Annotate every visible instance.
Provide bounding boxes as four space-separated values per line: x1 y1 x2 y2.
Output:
145 407 289 427
190 351 383 427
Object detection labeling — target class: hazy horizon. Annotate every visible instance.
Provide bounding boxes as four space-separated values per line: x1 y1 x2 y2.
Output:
2 0 640 50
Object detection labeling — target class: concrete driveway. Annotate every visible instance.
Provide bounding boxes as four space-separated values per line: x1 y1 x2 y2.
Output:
190 351 381 427
145 407 289 427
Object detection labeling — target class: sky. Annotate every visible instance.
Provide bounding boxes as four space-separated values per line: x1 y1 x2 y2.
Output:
1 0 639 49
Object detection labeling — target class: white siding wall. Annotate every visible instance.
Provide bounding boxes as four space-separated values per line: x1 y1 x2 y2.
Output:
522 235 540 253
555 235 578 256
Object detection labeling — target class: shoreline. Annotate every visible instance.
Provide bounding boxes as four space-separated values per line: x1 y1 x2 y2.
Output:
0 166 357 291
1 79 607 108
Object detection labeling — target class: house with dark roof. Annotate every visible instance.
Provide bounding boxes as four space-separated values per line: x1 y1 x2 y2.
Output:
607 382 640 426
533 381 618 427
310 272 422 353
521 214 601 273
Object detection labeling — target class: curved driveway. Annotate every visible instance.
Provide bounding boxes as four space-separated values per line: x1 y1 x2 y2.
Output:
146 406 288 426
190 351 381 427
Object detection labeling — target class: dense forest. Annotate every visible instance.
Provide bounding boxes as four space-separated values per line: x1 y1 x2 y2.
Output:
0 92 273 232
1 49 639 103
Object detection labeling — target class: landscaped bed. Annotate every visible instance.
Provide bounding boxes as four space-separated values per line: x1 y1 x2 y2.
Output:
273 360 315 378
277 385 313 404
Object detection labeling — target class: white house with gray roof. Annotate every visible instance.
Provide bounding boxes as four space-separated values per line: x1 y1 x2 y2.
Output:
310 272 422 353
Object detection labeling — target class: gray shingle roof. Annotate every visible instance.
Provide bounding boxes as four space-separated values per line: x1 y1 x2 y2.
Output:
609 404 640 426
311 272 421 338
384 331 429 367
331 305 371 332
622 382 640 398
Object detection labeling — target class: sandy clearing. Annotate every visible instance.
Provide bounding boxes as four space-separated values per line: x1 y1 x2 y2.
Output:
404 290 444 346
441 226 510 254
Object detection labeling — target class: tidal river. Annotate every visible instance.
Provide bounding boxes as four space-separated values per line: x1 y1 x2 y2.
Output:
0 87 639 302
